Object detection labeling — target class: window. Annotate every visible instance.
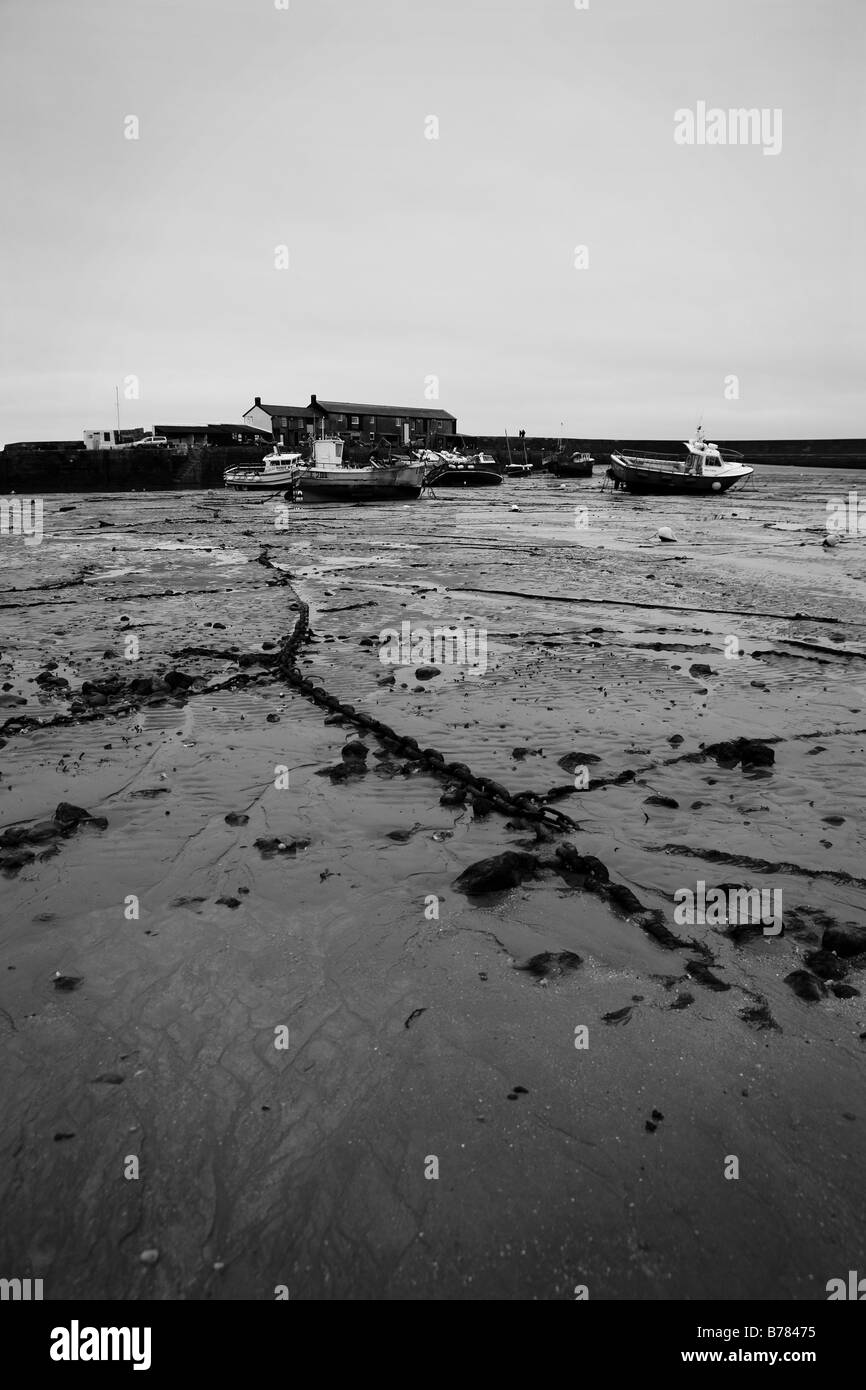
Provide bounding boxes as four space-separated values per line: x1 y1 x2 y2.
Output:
351 416 359 428
395 417 402 428
103 432 110 442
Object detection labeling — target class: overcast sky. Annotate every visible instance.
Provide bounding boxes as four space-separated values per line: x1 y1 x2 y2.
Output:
1 0 862 442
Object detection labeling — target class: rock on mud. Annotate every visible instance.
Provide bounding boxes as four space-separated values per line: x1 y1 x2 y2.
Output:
454 851 539 895
821 921 866 958
784 969 828 1002
517 950 582 980
341 741 369 763
53 803 109 832
703 738 775 769
803 949 848 981
557 751 601 773
253 837 310 859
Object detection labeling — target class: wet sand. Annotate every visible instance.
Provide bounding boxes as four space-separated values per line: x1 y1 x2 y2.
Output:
1 469 865 1300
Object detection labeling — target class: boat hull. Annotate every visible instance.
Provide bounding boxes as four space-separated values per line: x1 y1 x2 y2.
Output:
426 467 502 487
609 455 752 495
225 470 300 491
547 459 593 478
296 463 425 502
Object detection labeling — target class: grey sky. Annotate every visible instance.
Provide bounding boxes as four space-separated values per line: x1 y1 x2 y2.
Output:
1 0 863 442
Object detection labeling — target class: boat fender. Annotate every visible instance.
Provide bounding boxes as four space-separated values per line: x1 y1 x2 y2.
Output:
658 526 677 543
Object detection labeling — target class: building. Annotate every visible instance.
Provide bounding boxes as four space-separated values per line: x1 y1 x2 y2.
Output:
154 423 272 448
84 424 271 451
243 394 457 448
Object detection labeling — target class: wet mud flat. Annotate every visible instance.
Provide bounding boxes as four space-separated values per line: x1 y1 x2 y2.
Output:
1 475 865 1300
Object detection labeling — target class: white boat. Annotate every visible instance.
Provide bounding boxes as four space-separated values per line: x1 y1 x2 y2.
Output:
224 449 302 491
609 428 753 495
295 437 426 501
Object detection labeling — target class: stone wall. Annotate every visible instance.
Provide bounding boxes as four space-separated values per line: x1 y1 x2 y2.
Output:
1 437 863 492
0 445 268 492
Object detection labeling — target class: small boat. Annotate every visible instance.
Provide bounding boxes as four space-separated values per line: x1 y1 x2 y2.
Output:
609 429 752 495
546 451 594 478
425 452 503 487
505 461 533 477
224 449 302 491
295 437 425 502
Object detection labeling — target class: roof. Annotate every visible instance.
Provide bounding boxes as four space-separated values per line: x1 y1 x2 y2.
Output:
156 422 272 434
207 422 272 433
246 403 314 417
316 400 456 421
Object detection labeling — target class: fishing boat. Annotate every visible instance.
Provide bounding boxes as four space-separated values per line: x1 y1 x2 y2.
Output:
546 451 594 478
294 436 426 502
224 449 302 491
609 428 752 495
425 451 503 487
505 461 533 477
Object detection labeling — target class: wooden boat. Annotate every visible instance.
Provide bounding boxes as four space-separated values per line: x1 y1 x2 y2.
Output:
294 437 425 502
425 451 503 487
505 461 533 477
546 451 594 478
609 429 752 494
224 449 302 491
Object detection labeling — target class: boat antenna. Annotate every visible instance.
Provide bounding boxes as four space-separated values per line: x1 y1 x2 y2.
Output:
504 427 514 467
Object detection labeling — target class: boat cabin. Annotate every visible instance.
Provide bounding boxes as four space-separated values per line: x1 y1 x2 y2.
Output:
683 430 724 474
310 437 345 467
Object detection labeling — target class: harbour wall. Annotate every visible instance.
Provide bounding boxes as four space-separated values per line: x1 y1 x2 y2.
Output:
0 446 263 493
1 439 864 492
462 436 866 471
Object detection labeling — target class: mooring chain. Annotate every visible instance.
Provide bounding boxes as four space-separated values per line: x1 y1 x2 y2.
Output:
275 586 576 832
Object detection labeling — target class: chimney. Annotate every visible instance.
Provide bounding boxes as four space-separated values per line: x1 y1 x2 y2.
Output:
311 394 317 406
254 396 261 407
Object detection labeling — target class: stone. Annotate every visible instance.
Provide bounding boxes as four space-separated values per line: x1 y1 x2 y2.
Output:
821 921 866 957
784 969 827 1002
557 751 601 773
803 948 848 981
703 738 775 769
517 950 582 979
341 741 369 763
453 851 539 895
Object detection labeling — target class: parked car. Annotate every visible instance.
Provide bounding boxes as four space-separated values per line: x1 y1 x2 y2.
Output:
133 434 169 447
